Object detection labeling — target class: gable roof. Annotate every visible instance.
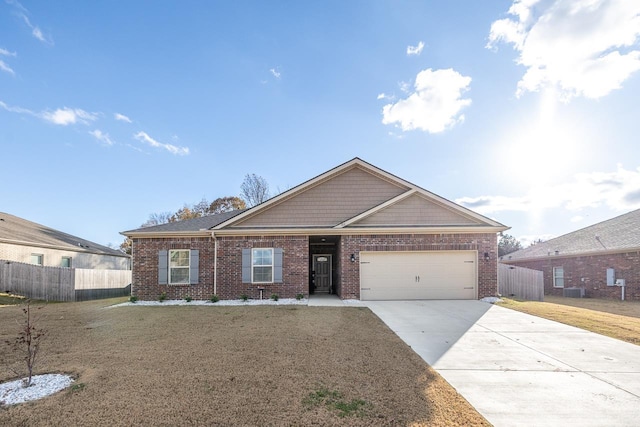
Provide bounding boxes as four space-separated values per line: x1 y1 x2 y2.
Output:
122 158 508 238
0 212 128 258
502 208 640 262
213 158 507 234
122 209 246 237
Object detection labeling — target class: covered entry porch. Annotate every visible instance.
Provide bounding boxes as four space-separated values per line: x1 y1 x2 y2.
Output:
309 235 343 296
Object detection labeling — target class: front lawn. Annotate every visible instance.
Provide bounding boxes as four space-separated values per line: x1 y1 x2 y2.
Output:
0 299 488 426
497 296 640 345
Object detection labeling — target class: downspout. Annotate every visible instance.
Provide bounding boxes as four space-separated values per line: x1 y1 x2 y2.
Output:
213 232 218 296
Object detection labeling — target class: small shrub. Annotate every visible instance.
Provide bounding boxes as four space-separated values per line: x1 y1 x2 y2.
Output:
270 293 279 301
158 292 167 302
70 383 86 393
184 296 192 302
210 295 219 303
129 296 138 303
296 293 304 300
239 294 248 302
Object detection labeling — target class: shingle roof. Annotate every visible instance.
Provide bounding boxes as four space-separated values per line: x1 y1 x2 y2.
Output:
503 208 640 261
0 212 128 257
122 209 247 234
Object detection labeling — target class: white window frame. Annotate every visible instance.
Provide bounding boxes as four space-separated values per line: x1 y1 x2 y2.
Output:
252 248 274 283
31 253 43 266
169 249 190 285
553 266 564 288
61 256 72 268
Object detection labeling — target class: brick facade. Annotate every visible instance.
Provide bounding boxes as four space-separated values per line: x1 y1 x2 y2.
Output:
132 232 498 301
216 235 308 300
505 251 640 301
340 233 498 299
131 237 215 301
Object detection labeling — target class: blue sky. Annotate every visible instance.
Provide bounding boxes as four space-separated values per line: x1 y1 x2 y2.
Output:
2 0 639 249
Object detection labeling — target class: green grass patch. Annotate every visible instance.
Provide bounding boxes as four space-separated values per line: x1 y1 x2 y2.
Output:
303 387 371 418
0 293 27 306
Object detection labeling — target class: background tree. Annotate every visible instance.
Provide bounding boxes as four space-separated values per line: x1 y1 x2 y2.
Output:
498 233 523 257
141 212 173 227
119 238 132 255
240 173 270 207
209 196 246 214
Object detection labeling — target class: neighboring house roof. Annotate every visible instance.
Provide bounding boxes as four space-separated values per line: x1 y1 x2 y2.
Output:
123 158 507 238
0 212 128 258
502 208 640 262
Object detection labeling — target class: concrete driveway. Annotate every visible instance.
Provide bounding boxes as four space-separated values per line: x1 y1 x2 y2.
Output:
364 300 640 427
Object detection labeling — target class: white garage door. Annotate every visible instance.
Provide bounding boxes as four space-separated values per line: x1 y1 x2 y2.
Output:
360 251 477 300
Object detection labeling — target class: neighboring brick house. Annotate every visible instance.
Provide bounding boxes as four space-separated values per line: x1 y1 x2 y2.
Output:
501 209 640 301
122 158 508 301
0 212 130 270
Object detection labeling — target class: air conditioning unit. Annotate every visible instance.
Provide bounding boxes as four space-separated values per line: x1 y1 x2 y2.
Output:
563 287 585 298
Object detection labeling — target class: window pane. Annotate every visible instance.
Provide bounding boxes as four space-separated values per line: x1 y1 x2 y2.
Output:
170 250 190 267
253 266 273 282
170 268 189 284
61 257 72 268
31 254 43 266
252 248 273 266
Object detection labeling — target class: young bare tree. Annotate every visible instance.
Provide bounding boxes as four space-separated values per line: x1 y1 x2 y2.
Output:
4 300 46 387
240 173 270 207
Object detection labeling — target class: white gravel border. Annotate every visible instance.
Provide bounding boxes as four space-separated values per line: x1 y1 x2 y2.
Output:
110 298 364 308
0 374 74 405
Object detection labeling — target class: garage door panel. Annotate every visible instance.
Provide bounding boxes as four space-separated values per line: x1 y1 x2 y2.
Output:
360 251 477 300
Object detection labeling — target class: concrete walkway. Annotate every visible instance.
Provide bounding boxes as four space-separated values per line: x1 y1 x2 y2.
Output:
364 300 640 427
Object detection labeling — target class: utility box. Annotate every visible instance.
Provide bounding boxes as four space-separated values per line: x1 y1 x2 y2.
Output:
607 268 615 286
615 279 626 287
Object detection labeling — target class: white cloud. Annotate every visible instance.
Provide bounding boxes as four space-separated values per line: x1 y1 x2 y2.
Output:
0 100 100 126
133 131 189 156
381 68 472 133
456 165 640 214
0 60 14 75
269 67 281 79
8 0 54 45
0 48 17 75
89 129 115 146
570 215 584 223
41 107 98 126
0 99 36 116
406 41 425 56
488 0 640 100
114 112 132 123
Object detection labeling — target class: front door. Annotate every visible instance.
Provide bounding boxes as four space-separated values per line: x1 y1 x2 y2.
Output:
313 254 332 293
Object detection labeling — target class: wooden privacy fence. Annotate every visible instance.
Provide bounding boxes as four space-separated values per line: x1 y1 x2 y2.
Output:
0 260 131 302
498 263 544 301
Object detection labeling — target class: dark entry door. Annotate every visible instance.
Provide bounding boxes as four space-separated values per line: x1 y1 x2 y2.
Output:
313 255 332 293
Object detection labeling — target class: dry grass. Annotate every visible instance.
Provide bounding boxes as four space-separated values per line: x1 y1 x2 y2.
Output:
497 296 640 345
0 299 488 426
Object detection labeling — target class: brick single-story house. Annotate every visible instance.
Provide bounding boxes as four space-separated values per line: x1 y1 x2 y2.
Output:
0 211 130 270
501 208 640 301
122 158 508 301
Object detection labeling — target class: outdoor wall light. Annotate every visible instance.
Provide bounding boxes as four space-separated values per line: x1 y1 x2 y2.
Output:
350 254 356 263
484 252 490 261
